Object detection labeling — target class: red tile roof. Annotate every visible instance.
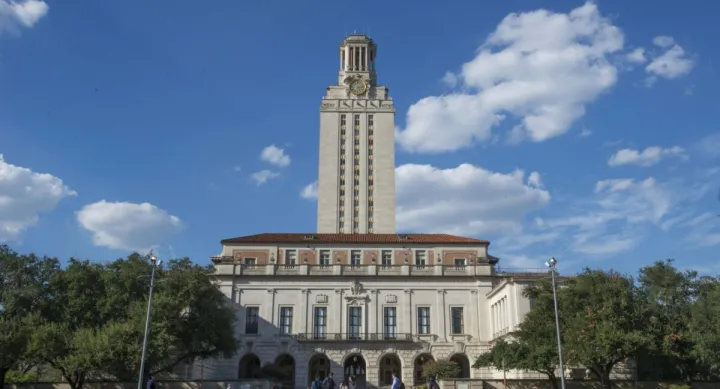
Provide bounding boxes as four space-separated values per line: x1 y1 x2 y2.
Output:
220 233 489 245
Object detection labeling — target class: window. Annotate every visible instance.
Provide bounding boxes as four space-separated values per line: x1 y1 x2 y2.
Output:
417 307 431 334
319 250 331 266
284 250 297 267
279 307 293 335
243 258 256 266
348 307 362 340
383 307 397 339
381 250 392 267
350 250 361 266
314 307 327 340
415 251 427 267
245 307 259 334
451 307 464 334
454 258 466 268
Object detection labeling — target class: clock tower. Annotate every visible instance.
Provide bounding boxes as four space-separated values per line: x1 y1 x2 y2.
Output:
316 34 396 234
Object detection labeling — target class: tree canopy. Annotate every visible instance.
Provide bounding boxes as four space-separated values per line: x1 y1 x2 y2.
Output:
0 245 238 389
474 263 720 389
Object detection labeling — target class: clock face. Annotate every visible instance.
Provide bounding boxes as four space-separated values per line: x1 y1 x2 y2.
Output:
349 80 367 95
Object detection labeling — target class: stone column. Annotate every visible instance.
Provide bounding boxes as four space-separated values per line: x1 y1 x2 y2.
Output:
404 289 413 337
470 290 479 339
300 289 309 335
437 289 446 341
334 289 344 336
369 290 379 335
266 289 277 335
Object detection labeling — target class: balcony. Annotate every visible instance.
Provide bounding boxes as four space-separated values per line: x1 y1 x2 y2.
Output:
294 332 414 342
213 262 507 277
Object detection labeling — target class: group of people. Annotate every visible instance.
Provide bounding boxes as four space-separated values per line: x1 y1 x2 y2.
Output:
311 371 439 389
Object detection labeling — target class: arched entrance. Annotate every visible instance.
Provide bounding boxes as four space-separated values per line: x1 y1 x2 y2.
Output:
378 354 402 387
273 354 295 388
413 353 435 385
238 353 261 379
344 354 367 388
449 354 471 379
308 354 331 384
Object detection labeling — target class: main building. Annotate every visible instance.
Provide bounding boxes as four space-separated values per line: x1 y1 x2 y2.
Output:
203 35 544 389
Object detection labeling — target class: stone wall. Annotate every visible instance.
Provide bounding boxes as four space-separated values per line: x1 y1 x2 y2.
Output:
441 379 716 389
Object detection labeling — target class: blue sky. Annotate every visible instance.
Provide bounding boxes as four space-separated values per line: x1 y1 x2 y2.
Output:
1 0 719 275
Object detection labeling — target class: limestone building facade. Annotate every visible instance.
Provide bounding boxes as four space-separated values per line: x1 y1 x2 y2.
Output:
204 233 541 388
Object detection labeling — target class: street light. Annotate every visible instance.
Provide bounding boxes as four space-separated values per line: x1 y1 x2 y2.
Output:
546 257 567 389
137 252 162 389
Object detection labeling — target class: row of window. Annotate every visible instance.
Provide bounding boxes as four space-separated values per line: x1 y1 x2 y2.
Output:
337 114 375 233
260 249 468 267
243 306 466 337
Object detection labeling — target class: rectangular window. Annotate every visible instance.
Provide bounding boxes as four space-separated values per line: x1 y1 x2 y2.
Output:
284 250 297 267
348 306 362 340
354 115 360 126
319 250 331 266
245 307 259 334
243 258 256 266
383 307 397 339
279 307 293 335
314 307 327 340
381 250 392 267
415 251 427 267
350 250 361 266
451 307 464 334
417 307 431 334
454 258 466 268
341 115 346 125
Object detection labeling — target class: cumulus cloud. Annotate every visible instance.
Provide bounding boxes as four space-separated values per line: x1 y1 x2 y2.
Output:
395 163 550 236
644 36 694 85
76 200 183 252
300 181 318 199
0 0 48 35
260 145 291 167
0 154 76 241
608 146 686 167
251 170 280 185
625 48 647 64
395 2 623 153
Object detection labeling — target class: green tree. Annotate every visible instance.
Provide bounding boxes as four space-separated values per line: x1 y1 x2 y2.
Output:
0 245 59 388
30 254 238 384
688 275 720 375
561 269 650 389
638 260 715 385
474 279 561 389
420 359 461 380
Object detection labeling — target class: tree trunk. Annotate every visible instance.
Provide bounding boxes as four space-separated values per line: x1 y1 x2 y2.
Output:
544 372 559 389
599 369 612 389
0 366 8 389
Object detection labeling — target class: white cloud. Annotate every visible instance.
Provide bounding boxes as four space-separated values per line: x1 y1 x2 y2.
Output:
0 0 48 34
251 170 280 185
300 181 318 199
395 163 550 236
395 2 623 153
260 145 291 167
652 36 675 48
626 48 647 64
696 133 720 159
76 200 182 252
0 154 76 241
579 127 592 137
608 146 686 167
232 166 242 172
644 36 694 84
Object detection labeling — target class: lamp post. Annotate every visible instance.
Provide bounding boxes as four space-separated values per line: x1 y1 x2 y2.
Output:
545 257 566 389
137 253 162 389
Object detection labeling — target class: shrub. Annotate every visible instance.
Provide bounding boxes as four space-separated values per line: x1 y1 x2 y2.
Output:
669 386 691 389
5 370 36 384
420 359 461 380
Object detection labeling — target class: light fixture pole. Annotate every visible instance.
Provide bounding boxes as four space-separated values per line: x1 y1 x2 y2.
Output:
546 257 566 389
138 252 161 389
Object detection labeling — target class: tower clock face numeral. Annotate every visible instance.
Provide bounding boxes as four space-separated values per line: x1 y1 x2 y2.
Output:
349 80 367 95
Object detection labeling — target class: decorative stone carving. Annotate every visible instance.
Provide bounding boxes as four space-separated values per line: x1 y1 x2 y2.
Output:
437 289 446 294
385 294 398 303
350 280 364 295
267 289 276 294
316 294 329 304
348 298 364 306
